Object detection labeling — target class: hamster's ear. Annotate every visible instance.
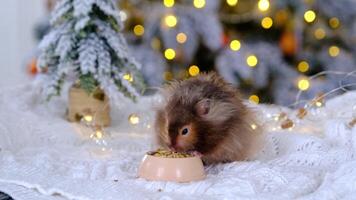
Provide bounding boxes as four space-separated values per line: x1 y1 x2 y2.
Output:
195 99 210 116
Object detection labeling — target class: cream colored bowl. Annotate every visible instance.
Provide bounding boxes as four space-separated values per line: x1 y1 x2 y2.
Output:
138 154 206 182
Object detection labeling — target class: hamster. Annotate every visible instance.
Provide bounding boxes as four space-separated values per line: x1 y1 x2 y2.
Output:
154 72 263 164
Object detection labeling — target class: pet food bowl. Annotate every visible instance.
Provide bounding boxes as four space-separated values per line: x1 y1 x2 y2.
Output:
138 154 206 183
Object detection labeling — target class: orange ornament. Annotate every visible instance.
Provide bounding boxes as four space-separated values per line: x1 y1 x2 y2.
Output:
221 33 230 46
28 58 38 75
279 31 297 56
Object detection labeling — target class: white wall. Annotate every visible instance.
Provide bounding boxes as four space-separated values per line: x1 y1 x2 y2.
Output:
0 0 46 88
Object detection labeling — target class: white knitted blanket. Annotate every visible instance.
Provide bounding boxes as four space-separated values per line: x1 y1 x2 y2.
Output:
0 84 356 200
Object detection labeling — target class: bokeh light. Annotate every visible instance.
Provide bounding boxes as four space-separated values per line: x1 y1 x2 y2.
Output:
226 0 238 6
164 48 176 60
95 130 103 139
83 115 93 122
329 17 340 29
249 95 260 104
123 73 133 82
314 28 325 40
230 40 241 51
129 114 140 125
258 0 270 11
176 32 187 44
261 17 273 29
133 25 144 36
119 11 128 21
164 15 178 27
193 0 206 9
188 65 200 76
298 78 310 91
246 55 258 67
297 61 309 73
163 0 175 8
329 45 340 57
304 10 316 23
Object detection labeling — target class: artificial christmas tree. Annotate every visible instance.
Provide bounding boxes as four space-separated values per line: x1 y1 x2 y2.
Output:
37 0 145 126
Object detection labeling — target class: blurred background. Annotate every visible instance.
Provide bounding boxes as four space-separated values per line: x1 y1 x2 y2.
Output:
0 1 45 88
1 0 356 106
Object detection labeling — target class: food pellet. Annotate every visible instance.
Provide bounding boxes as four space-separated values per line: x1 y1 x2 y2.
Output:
148 148 193 158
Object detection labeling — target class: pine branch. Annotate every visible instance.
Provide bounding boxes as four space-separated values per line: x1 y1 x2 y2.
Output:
79 74 98 94
78 34 98 74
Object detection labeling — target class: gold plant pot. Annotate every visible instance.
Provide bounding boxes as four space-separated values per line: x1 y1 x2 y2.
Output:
67 86 111 127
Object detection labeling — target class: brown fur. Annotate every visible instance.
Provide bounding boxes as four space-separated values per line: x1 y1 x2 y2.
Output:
154 72 263 164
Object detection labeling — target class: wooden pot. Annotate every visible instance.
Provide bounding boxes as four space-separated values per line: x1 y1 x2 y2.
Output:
67 86 111 127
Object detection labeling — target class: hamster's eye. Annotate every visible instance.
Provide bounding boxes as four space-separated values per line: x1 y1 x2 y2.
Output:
181 128 189 135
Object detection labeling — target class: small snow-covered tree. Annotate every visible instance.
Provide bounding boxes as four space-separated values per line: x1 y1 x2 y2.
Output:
38 0 145 101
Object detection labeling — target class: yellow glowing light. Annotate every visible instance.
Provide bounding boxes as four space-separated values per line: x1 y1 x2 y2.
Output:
163 71 173 81
163 0 175 7
230 40 241 51
119 11 128 21
164 15 178 28
329 17 340 29
297 61 309 73
258 0 270 11
314 28 325 40
251 123 257 130
188 65 200 76
226 0 238 6
246 55 258 67
83 115 93 122
329 46 340 57
304 10 316 23
249 95 260 104
133 25 144 36
316 101 323 107
193 0 206 8
123 73 133 82
176 32 187 44
298 78 310 91
164 48 176 60
129 114 140 125
95 130 103 139
261 17 273 29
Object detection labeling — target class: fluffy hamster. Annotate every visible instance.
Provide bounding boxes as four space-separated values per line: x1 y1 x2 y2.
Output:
154 73 263 164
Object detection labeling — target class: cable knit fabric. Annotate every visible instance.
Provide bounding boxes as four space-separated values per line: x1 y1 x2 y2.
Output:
0 84 356 200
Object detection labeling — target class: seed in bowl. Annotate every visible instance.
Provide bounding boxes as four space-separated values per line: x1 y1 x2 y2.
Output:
148 149 193 158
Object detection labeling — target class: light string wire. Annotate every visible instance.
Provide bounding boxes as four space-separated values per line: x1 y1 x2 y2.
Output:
83 69 356 141
251 69 356 131
292 70 356 109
